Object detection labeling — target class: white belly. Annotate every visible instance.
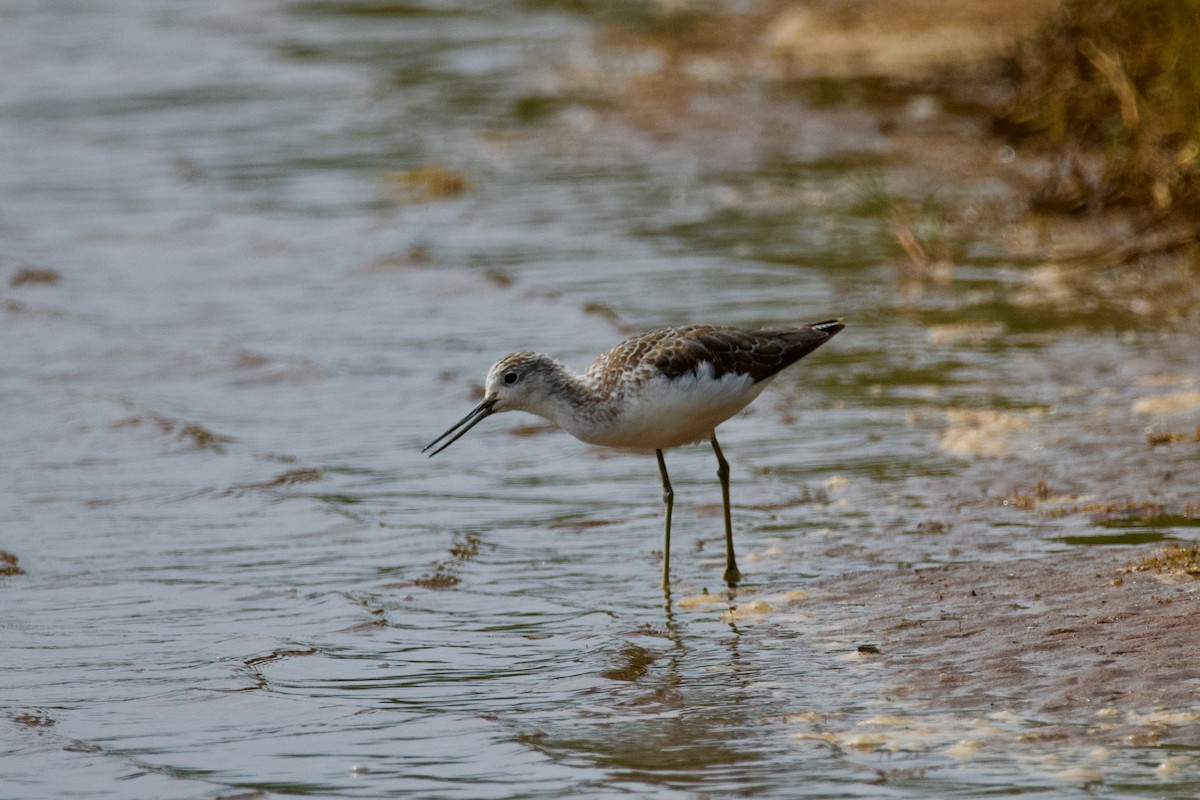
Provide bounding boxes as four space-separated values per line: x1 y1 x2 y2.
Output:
567 370 770 451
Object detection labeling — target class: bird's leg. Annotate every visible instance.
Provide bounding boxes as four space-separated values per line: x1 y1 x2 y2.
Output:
656 449 673 589
711 435 741 586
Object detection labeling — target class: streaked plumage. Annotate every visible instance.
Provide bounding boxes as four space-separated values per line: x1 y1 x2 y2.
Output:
425 319 844 587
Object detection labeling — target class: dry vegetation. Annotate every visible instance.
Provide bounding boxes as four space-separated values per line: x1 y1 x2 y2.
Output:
556 0 1200 228
1127 541 1200 575
997 0 1200 219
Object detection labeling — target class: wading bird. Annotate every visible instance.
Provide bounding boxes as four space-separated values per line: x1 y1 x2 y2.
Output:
425 319 844 588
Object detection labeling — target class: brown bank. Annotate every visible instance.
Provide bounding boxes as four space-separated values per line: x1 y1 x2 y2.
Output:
825 546 1200 744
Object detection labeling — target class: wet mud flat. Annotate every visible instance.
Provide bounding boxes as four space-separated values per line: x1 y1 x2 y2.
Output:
776 331 1200 765
823 549 1200 742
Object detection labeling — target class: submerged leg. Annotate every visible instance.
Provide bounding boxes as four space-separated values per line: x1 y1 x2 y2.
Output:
656 449 674 589
711 435 741 586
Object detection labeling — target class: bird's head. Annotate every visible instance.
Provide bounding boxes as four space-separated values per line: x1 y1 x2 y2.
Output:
423 352 566 456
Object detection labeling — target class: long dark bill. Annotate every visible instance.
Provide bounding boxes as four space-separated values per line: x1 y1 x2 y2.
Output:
422 398 497 457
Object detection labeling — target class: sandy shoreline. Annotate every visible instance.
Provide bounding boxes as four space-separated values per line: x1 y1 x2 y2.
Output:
821 547 1200 742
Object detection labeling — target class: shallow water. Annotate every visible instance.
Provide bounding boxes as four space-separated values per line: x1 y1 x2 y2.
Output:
3 1 1199 798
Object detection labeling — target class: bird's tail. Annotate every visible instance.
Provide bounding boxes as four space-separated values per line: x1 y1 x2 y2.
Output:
807 319 845 337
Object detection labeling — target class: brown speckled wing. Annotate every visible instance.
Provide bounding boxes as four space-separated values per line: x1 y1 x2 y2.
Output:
656 321 843 383
586 320 843 390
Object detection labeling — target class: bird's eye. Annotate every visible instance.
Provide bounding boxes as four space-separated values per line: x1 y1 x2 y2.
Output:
503 371 519 385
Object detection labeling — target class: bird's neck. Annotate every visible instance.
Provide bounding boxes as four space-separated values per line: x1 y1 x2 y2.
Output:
527 367 613 437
